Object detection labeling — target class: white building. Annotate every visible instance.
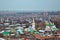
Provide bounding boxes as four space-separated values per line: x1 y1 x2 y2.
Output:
32 18 35 30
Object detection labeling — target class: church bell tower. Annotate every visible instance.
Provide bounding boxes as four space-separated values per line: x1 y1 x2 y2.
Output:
32 18 35 30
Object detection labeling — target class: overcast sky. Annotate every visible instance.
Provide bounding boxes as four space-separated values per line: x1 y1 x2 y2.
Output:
0 0 60 11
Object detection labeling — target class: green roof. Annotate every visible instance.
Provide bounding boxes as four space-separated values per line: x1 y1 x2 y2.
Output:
29 29 34 33
34 31 39 34
47 22 55 26
53 28 59 30
3 31 10 36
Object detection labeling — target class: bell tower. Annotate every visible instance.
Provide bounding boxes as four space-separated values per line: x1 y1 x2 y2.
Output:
32 18 35 30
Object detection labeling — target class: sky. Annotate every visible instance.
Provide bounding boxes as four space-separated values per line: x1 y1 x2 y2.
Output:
0 0 60 12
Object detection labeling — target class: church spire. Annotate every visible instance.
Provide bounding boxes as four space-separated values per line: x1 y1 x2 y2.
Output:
32 18 35 30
